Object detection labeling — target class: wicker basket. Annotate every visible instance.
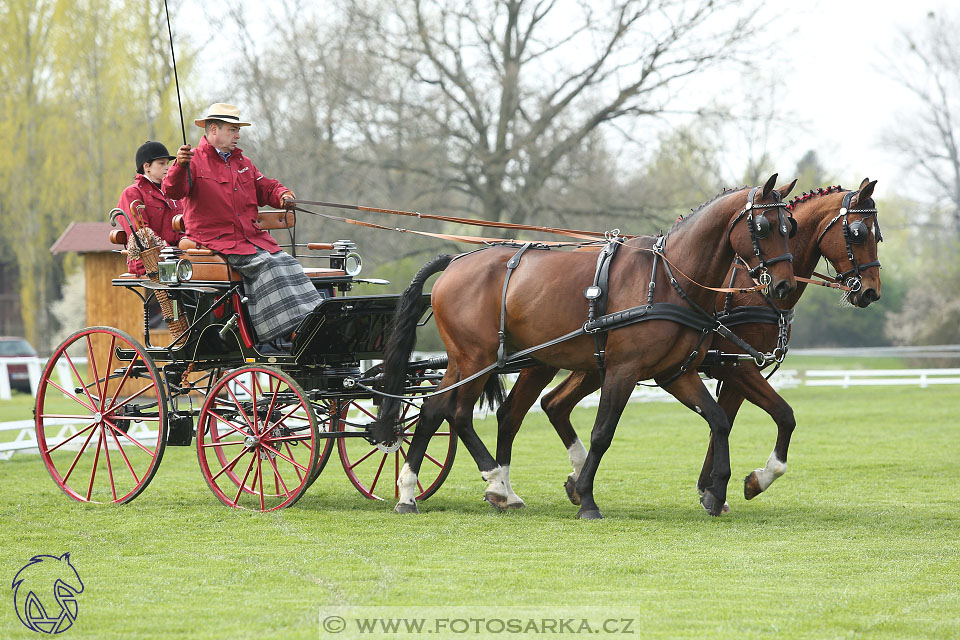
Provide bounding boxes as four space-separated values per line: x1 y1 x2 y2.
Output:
131 238 189 340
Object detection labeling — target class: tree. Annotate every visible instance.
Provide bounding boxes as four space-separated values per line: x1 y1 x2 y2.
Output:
0 0 194 350
883 10 960 234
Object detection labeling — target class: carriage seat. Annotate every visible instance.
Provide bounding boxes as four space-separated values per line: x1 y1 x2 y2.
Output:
171 212 347 280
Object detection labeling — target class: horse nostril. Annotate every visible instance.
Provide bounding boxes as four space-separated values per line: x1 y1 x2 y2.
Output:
773 281 791 299
861 288 879 305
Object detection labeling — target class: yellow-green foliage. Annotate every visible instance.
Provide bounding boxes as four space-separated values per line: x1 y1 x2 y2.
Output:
0 0 196 351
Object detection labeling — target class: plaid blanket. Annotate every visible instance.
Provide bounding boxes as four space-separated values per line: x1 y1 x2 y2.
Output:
226 249 321 342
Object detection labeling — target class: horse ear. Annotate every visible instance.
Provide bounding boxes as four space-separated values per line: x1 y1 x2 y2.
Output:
859 177 870 190
776 178 798 199
762 173 779 198
855 179 878 204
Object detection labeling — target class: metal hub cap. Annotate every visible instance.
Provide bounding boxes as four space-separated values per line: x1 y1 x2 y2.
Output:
244 435 258 448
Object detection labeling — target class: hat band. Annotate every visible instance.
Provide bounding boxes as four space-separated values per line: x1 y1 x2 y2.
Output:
207 114 240 121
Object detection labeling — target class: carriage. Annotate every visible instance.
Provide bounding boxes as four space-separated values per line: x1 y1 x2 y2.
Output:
33 209 464 511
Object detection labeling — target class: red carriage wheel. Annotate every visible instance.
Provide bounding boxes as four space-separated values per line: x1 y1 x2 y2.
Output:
336 396 456 501
300 399 340 491
197 365 320 510
35 327 167 504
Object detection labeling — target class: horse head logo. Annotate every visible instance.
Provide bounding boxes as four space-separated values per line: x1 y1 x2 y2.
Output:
11 553 84 634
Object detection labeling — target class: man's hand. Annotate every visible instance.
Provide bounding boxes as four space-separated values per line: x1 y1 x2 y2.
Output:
176 144 194 167
280 191 296 210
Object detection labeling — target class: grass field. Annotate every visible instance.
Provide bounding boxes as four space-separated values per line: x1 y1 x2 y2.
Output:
1 383 958 639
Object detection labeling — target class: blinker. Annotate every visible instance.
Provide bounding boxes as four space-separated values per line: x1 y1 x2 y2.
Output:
752 214 771 239
847 219 869 244
787 216 798 238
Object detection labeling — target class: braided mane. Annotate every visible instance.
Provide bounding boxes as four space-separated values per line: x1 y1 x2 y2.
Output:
786 185 845 212
668 186 747 234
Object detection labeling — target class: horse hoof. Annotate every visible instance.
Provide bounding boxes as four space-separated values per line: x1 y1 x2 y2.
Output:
564 478 581 505
743 473 762 500
505 499 526 509
700 491 725 517
395 502 419 514
484 492 508 512
576 508 603 520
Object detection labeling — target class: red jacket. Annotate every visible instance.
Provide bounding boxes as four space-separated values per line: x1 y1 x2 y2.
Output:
116 175 183 275
163 136 290 254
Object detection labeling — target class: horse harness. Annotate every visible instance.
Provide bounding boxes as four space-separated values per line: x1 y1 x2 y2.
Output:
815 190 882 291
492 187 794 386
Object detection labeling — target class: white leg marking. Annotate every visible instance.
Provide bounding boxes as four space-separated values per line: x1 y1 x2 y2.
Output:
498 465 525 507
397 462 418 505
567 439 587 481
481 465 509 499
753 451 787 492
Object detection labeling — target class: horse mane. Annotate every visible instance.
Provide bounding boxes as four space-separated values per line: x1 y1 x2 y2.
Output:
667 186 748 234
786 185 845 212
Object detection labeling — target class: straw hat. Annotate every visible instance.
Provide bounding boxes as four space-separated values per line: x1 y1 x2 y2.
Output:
194 103 251 128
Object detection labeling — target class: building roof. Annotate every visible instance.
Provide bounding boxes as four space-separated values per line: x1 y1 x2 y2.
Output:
50 222 117 254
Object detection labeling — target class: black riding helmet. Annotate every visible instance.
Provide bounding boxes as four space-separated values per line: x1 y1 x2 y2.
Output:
135 141 176 174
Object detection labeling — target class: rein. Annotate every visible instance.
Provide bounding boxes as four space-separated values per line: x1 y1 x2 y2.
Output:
291 199 620 242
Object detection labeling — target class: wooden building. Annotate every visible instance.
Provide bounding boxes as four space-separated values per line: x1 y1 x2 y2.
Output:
50 222 171 366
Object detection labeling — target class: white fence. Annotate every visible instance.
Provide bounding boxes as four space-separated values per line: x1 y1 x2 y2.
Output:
0 357 43 400
3 363 956 460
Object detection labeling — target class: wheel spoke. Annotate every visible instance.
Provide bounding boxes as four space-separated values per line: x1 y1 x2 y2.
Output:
260 442 309 473
347 445 379 470
257 456 265 511
85 427 104 501
106 380 158 415
206 409 251 439
251 374 260 435
102 425 117 501
233 454 257 505
104 419 156 456
349 401 377 421
107 425 140 484
85 335 105 411
199 440 246 449
61 425 100 484
44 422 97 453
48 365 96 413
105 352 139 411
369 453 388 495
285 442 304 483
423 449 446 469
264 400 308 433
224 382 255 431
211 447 252 482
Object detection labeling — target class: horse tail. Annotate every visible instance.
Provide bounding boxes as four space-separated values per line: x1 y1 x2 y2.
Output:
372 254 453 442
481 373 505 411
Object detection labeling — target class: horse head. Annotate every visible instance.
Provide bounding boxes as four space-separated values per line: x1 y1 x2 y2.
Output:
728 173 798 300
811 178 882 308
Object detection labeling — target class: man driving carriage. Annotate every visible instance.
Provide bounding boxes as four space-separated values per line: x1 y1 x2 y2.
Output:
164 103 321 352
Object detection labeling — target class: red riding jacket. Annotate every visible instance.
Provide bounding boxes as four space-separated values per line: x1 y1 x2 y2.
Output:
163 135 290 254
116 175 183 275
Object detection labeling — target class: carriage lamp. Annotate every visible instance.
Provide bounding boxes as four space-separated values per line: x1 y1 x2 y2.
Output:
158 260 179 284
344 252 362 276
176 259 194 282
331 240 363 277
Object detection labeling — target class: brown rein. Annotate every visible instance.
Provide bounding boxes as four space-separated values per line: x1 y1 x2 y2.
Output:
292 203 781 295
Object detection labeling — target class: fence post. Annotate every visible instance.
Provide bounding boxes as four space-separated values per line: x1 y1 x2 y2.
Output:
28 358 42 397
0 362 10 400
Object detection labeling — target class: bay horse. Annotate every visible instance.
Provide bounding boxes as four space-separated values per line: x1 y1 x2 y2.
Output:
490 179 882 513
373 174 797 518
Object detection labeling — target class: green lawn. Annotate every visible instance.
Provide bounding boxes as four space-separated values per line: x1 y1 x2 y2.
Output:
1 384 958 639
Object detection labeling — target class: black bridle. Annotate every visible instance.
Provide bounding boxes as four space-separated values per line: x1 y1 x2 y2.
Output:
727 186 796 281
815 190 882 290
